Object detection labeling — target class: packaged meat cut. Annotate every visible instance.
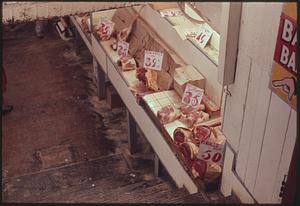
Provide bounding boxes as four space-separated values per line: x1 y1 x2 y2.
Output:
145 70 159 91
202 94 220 118
111 39 118 51
173 127 192 145
173 65 205 97
194 111 210 125
191 158 207 179
180 104 205 114
136 67 147 84
157 105 181 124
179 111 209 128
192 125 211 145
179 142 199 165
195 116 222 127
119 56 137 71
204 162 222 181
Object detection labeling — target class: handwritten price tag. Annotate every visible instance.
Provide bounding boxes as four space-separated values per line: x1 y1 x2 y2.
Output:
193 24 213 49
160 9 183 17
97 17 115 36
182 83 204 108
197 141 225 165
117 41 129 58
143 50 164 71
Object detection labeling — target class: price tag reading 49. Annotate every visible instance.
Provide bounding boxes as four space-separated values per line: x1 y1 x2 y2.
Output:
194 24 213 49
182 83 204 108
117 41 129 58
97 17 115 36
198 141 225 166
143 50 164 71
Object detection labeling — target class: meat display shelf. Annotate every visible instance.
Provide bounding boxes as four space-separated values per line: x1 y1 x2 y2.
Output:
70 15 92 53
71 5 224 194
133 4 223 106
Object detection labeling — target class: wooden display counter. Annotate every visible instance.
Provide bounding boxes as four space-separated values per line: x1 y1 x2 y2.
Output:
71 4 224 194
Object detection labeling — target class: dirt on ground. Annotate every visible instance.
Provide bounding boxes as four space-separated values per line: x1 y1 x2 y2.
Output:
2 22 239 203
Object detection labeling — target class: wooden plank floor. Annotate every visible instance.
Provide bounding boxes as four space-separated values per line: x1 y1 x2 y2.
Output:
2 22 239 203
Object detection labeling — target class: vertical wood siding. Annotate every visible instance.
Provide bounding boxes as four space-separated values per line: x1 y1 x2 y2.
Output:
222 2 297 203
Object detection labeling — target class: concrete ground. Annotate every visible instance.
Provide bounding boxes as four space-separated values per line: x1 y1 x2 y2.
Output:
2 22 239 203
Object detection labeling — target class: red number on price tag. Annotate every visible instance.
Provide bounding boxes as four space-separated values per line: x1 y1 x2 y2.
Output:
182 83 204 108
194 25 213 49
198 141 225 165
98 18 114 36
117 41 129 58
143 51 163 71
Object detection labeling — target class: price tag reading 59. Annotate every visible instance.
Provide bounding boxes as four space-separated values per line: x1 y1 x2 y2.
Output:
143 50 164 71
182 83 204 108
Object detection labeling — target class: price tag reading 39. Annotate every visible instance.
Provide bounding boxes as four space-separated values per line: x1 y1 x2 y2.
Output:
97 17 115 36
197 141 225 165
194 24 213 49
117 41 129 58
182 83 204 108
143 50 164 71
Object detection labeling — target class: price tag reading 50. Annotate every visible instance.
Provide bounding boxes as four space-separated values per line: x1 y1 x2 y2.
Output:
197 141 225 165
182 83 204 108
117 41 129 58
143 50 164 71
97 17 115 36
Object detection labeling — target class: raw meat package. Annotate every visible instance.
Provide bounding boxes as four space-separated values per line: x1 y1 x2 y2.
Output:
180 111 209 128
173 65 205 97
173 127 192 145
157 105 181 124
179 141 199 165
191 125 211 145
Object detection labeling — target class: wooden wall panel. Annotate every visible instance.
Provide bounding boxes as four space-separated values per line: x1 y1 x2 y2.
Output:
243 68 272 192
237 2 283 70
271 110 296 203
222 50 251 151
252 94 291 203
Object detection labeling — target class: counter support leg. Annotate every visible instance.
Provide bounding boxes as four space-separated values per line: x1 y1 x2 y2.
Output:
127 110 137 154
93 58 106 100
154 153 162 177
74 29 80 56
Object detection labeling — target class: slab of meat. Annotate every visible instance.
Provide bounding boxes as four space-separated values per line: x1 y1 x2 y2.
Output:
192 125 211 145
157 105 181 124
145 70 159 91
180 104 205 114
179 111 209 128
173 127 192 145
194 111 209 125
179 142 199 165
192 158 207 179
119 56 137 71
136 67 147 85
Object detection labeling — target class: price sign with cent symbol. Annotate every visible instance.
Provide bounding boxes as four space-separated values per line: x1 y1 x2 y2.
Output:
197 141 225 165
194 24 213 49
182 83 204 108
117 41 129 58
97 17 115 36
160 9 183 17
143 50 164 71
